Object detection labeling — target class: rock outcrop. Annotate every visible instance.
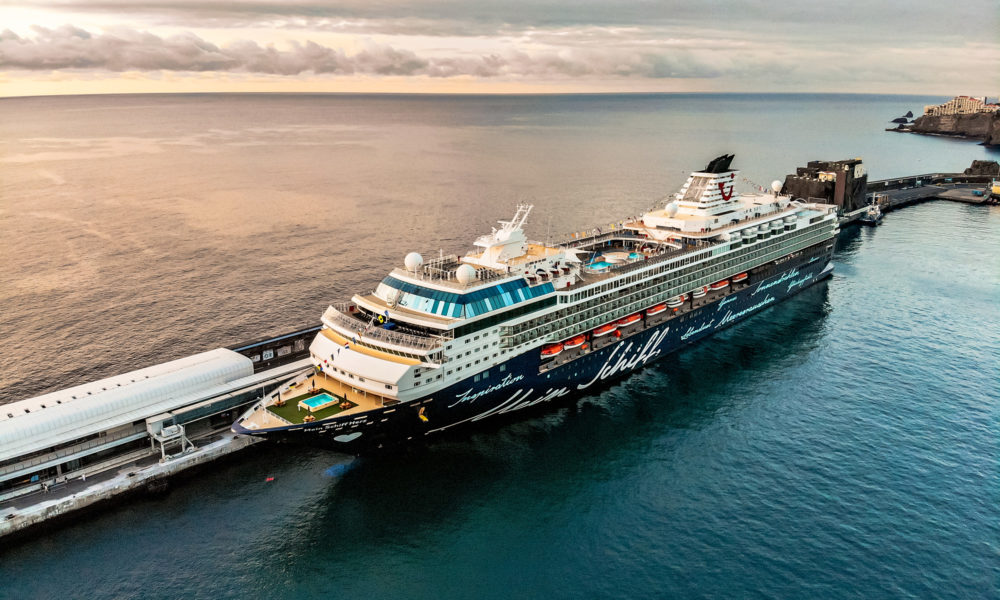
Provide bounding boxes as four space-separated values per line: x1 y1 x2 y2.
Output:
986 117 1000 146
963 160 1000 177
909 112 1000 145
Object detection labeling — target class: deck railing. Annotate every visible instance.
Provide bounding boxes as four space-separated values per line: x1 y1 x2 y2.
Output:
324 304 446 351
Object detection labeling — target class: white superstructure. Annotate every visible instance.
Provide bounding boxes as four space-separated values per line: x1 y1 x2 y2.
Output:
235 154 840 437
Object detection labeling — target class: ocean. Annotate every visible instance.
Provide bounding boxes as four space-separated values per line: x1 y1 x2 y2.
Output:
0 93 997 599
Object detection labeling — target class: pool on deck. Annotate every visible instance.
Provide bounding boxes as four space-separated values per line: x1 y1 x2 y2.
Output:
588 261 612 270
300 393 337 411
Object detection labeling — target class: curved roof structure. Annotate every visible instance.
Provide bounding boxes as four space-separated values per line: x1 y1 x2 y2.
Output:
0 349 253 463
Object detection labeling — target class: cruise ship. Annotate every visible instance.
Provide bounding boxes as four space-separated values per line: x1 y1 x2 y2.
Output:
233 155 838 451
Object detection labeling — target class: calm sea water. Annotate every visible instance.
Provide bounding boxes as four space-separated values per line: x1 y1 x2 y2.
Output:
1 94 998 599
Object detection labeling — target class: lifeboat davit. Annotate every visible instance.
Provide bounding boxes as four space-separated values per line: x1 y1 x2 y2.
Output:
646 303 668 316
709 279 729 291
593 323 618 337
691 286 708 298
732 272 748 283
540 343 563 357
563 334 587 349
617 313 642 327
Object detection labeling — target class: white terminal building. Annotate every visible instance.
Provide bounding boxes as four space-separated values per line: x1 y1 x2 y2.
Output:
0 330 317 504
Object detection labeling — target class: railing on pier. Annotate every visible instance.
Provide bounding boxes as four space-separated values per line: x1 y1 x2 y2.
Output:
324 304 447 351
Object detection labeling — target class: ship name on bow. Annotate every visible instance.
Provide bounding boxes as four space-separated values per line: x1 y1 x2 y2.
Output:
450 374 525 407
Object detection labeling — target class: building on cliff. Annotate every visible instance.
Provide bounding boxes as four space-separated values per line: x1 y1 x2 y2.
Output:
781 159 867 215
924 96 1000 117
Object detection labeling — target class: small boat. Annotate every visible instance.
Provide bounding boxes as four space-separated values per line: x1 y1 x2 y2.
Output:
691 286 708 298
666 294 686 308
646 303 668 316
593 323 618 337
563 334 587 349
540 343 563 357
709 280 729 291
617 313 642 327
860 203 883 226
732 272 748 283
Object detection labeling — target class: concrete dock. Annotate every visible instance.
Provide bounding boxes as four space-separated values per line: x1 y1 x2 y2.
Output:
0 328 318 542
842 172 997 223
1 432 258 541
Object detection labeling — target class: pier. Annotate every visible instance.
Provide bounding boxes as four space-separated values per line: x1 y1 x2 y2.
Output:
781 158 998 225
0 327 318 541
844 172 997 222
2 159 997 543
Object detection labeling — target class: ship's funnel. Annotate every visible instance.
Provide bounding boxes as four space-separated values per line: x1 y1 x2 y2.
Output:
703 154 735 174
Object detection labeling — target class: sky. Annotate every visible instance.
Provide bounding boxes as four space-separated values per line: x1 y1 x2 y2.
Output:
1 0 998 97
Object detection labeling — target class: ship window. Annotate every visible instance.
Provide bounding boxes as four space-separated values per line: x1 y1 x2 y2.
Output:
385 384 392 390
500 364 506 372
474 374 480 382
482 370 489 378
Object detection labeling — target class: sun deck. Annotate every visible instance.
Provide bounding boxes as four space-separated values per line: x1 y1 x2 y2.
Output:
239 372 394 429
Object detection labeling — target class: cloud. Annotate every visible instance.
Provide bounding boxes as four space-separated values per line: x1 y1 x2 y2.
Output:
14 0 1000 42
0 25 770 79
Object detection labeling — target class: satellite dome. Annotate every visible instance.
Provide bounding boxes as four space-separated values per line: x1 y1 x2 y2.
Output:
663 201 679 217
455 264 477 285
771 180 783 193
404 252 423 271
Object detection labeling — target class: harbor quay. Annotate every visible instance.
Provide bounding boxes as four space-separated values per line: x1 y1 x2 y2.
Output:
2 159 997 543
0 328 319 542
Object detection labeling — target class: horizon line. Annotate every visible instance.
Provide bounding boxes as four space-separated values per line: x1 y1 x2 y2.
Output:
0 90 954 101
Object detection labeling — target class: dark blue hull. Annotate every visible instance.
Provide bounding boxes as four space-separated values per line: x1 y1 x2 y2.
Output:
236 244 834 453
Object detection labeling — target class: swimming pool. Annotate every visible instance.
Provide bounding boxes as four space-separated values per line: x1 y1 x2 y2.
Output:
629 252 643 259
300 393 337 411
588 261 612 270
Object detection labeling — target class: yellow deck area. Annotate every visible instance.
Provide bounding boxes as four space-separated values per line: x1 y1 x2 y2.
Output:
506 243 561 266
278 373 386 414
240 372 391 429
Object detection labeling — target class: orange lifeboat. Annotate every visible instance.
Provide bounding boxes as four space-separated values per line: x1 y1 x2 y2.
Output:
691 285 708 298
540 343 564 357
617 313 642 327
709 279 729 291
563 334 587 349
666 294 686 308
732 272 748 283
593 323 618 337
646 303 668 316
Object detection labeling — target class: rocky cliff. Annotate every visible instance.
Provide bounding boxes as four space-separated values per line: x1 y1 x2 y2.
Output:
910 112 1000 145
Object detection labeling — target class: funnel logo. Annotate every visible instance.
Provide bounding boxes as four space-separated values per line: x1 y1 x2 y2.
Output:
719 173 735 200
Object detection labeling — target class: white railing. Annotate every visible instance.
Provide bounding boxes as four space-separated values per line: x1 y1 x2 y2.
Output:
324 305 446 351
